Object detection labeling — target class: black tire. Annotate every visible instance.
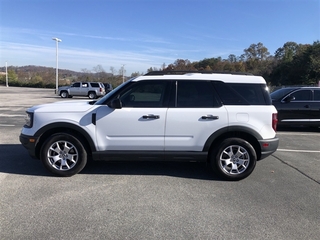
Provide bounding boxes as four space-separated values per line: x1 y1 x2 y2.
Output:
210 138 257 181
40 133 87 177
88 92 97 99
60 91 69 98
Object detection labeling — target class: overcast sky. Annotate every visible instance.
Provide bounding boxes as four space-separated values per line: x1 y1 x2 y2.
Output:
0 0 319 75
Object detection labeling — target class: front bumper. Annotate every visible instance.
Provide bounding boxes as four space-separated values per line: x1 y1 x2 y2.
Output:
258 137 279 160
19 133 38 159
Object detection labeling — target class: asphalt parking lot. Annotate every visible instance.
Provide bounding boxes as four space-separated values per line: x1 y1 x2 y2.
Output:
0 86 319 240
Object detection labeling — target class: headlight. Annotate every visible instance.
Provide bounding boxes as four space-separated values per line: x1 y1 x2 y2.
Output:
24 112 33 128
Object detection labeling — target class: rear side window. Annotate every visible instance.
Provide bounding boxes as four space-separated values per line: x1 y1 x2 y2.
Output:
213 82 271 105
176 81 221 108
314 90 320 100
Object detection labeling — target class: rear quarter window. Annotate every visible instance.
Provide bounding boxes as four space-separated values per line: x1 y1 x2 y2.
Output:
213 82 271 105
90 83 99 88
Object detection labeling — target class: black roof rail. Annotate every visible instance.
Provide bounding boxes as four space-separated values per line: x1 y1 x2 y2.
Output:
144 71 254 76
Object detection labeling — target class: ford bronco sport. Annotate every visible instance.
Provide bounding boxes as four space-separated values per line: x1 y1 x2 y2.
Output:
20 71 279 180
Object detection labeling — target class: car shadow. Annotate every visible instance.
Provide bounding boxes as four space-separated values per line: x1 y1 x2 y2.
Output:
0 144 222 181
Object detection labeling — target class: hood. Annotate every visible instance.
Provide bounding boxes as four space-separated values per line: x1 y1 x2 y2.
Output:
28 100 96 113
58 86 70 90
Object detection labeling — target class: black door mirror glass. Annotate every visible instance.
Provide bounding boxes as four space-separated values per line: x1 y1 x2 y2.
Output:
109 98 122 109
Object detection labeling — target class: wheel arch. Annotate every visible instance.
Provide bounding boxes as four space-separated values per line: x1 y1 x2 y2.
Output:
204 126 262 161
34 122 96 159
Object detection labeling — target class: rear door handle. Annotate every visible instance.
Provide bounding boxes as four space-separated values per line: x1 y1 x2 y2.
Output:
143 114 160 119
201 115 219 120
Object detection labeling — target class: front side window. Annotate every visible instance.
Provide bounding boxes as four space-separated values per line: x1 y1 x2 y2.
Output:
72 82 80 87
290 90 312 101
119 81 169 107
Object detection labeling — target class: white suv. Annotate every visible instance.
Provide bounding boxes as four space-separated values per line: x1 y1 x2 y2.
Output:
20 71 279 180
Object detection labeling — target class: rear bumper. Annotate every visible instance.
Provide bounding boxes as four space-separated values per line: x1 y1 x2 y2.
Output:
19 133 38 159
258 137 279 160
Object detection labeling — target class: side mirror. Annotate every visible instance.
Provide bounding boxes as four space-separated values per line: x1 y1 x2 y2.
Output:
109 98 122 109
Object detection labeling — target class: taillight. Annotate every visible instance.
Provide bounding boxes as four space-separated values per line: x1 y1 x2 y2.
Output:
272 113 278 131
99 87 102 92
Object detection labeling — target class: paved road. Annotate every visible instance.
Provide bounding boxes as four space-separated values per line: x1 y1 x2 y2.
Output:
0 86 319 240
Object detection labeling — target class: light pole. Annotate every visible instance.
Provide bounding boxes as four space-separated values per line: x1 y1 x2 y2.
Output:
52 37 62 93
5 61 8 87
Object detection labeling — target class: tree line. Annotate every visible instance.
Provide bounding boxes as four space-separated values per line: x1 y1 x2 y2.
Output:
1 41 319 88
150 41 320 87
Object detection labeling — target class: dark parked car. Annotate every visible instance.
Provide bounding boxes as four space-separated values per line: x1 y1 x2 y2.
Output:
103 83 113 92
270 87 320 126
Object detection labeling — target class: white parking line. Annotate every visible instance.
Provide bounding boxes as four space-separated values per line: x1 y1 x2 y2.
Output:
277 149 320 153
0 114 25 117
277 132 320 136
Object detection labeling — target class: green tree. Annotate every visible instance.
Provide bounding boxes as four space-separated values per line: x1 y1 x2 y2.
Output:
291 41 320 85
274 41 299 62
2 69 18 85
243 42 270 75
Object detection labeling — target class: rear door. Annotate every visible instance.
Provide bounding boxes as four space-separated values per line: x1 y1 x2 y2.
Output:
79 82 89 95
165 80 228 151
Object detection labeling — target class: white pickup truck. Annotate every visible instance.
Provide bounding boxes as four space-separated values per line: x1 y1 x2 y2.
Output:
57 81 106 99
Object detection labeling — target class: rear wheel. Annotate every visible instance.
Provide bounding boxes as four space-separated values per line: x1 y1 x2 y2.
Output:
40 133 87 177
88 92 97 99
210 138 257 181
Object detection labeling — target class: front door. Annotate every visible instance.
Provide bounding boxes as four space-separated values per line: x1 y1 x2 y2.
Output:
95 80 170 151
279 89 313 125
69 82 81 96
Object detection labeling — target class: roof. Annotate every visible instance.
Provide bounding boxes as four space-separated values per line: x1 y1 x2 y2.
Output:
133 71 266 84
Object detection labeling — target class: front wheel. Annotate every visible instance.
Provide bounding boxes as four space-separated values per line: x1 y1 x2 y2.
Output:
40 133 87 177
60 91 68 98
210 138 257 181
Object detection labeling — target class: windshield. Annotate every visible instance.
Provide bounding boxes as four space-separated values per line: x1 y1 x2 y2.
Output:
94 78 135 105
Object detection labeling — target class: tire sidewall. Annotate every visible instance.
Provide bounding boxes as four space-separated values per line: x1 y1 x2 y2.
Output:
210 138 257 181
61 91 68 98
40 133 87 177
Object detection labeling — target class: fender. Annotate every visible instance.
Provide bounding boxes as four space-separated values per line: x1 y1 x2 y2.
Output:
203 125 263 152
34 122 97 152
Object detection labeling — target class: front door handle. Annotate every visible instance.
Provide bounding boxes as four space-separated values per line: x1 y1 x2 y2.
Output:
201 115 219 120
143 114 160 119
